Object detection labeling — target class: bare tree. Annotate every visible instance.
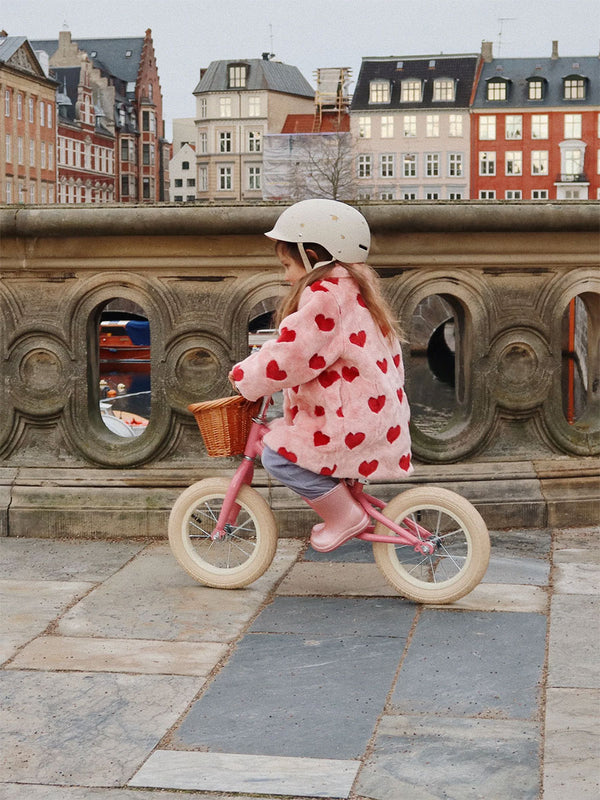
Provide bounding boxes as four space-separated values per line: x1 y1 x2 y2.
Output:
288 130 356 201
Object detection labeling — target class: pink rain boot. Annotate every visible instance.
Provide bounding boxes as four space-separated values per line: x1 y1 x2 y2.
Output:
304 483 370 553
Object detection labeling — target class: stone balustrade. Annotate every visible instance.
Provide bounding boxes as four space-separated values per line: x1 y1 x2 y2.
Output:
1 202 598 537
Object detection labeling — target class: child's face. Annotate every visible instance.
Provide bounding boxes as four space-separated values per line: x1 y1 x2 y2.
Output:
278 251 306 285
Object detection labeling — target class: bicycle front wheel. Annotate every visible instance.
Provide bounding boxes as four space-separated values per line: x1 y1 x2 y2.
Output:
372 486 490 604
168 477 278 589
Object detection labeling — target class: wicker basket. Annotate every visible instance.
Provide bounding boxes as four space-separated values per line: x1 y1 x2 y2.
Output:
188 395 261 457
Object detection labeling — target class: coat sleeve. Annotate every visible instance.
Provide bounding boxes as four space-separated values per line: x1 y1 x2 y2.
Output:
232 284 344 401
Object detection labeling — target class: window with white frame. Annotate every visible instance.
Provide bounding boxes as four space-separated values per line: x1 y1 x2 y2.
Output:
247 165 261 190
198 165 208 192
531 114 549 139
29 183 36 203
425 190 440 200
380 153 394 178
16 93 22 120
563 148 583 176
402 190 417 200
47 104 52 127
479 190 496 199
479 151 496 175
564 114 582 139
357 191 372 200
358 116 371 138
41 141 46 168
29 140 35 167
448 153 463 177
479 115 496 140
380 191 395 200
4 89 10 117
505 190 522 199
17 136 23 165
218 165 232 190
531 189 549 199
28 97 34 123
597 148 600 175
449 114 463 137
401 80 422 102
357 154 372 178
199 98 207 118
219 131 232 152
47 144 53 170
403 153 417 177
369 80 390 104
219 97 232 118
228 64 247 88
5 134 11 162
248 96 261 117
505 151 522 175
426 115 439 137
487 80 508 101
403 115 417 137
528 79 544 100
381 116 394 138
247 131 261 152
564 77 586 100
448 191 463 200
199 131 207 154
505 115 522 139
426 153 440 177
433 78 455 101
531 150 548 175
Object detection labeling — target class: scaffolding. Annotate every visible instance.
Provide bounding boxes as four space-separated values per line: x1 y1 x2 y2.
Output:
312 67 352 132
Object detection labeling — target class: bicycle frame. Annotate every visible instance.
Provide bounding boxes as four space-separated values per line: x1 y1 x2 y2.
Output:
210 396 435 556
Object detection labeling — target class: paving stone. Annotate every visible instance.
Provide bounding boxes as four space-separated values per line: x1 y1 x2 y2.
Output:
172 632 404 759
481 554 549 585
7 635 228 676
390 610 546 719
553 562 600 595
543 688 600 800
553 547 600 564
548 594 600 688
489 528 552 558
0 787 255 800
130 750 360 798
276 561 397 596
553 527 599 552
0 537 146 582
0 579 93 663
0 671 200 787
355 714 540 800
249 596 416 636
57 540 302 643
434 582 547 612
303 538 375 562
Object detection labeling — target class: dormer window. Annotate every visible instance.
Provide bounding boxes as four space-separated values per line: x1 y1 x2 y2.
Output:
527 78 546 100
433 78 455 101
486 78 510 101
228 63 248 89
400 79 422 103
369 80 390 104
563 76 586 100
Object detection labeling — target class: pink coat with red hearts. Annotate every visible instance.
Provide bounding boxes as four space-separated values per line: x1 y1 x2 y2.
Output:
232 265 413 481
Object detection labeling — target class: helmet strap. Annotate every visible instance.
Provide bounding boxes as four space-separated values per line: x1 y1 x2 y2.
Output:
298 242 335 272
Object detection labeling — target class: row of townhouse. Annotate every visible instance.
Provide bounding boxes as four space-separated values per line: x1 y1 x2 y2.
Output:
0 29 168 205
178 40 598 203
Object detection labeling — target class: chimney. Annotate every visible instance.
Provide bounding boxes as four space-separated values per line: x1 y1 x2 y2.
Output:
551 40 559 60
481 41 493 63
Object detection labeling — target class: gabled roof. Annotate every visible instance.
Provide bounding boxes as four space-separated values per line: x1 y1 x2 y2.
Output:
31 36 144 83
0 35 55 81
472 56 600 107
350 54 480 111
281 112 350 133
194 58 314 98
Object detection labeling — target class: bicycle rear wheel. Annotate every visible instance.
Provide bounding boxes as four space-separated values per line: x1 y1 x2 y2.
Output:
372 486 490 604
168 477 278 588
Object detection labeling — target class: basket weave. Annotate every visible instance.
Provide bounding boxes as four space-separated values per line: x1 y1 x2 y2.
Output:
188 395 261 456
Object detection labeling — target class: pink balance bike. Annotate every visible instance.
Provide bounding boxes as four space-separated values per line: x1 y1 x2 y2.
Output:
168 395 490 604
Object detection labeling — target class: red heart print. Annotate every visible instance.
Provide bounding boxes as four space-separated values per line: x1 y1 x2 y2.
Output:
314 405 325 416
231 366 244 381
377 359 388 373
399 453 411 471
397 388 404 403
292 385 299 393
336 407 344 417
277 327 296 343
314 431 330 447
349 330 366 347
324 277 339 284
315 314 335 332
359 459 378 477
387 425 401 443
318 370 340 388
309 353 326 370
290 405 299 421
266 360 287 381
345 431 365 449
342 366 359 382
368 395 386 413
320 465 337 476
357 293 367 308
278 447 297 463
393 354 400 367
310 280 329 293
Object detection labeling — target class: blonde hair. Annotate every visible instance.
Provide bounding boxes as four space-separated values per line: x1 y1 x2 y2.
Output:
274 241 403 341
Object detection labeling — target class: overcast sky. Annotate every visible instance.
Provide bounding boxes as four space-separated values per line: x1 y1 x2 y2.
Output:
4 0 599 138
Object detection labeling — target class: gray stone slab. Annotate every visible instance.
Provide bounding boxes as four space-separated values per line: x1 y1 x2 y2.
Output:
543 688 600 800
172 632 404 759
548 594 600 688
0 537 146 582
0 671 200 787
489 528 552 558
276 561 397 596
130 750 360 798
391 610 546 719
249 596 416 636
553 562 600 595
0 579 93 663
482 555 549 585
0 788 255 800
57 540 302 643
304 538 375 562
356 714 540 800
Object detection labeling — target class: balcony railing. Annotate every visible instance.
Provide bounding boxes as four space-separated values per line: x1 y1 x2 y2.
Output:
556 172 588 183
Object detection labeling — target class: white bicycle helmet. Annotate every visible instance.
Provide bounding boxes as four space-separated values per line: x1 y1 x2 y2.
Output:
265 199 370 271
